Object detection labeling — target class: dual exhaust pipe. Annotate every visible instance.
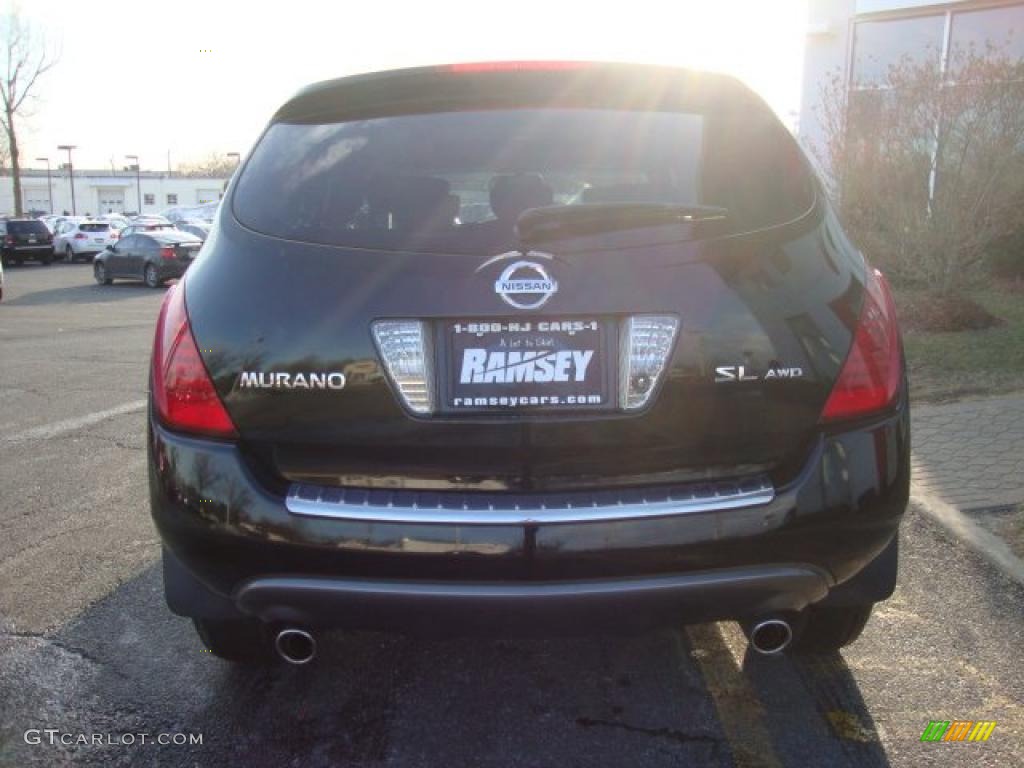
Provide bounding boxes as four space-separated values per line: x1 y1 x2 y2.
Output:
746 617 794 655
272 619 793 664
274 628 317 665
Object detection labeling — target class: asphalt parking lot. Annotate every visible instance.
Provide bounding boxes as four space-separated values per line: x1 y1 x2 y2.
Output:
0 263 1021 767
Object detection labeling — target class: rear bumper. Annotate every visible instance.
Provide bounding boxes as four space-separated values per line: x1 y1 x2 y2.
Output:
233 566 831 632
156 261 191 280
149 395 910 628
4 246 53 258
68 242 101 254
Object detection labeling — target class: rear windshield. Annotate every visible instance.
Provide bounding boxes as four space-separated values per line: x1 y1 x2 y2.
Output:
233 108 814 254
7 220 50 235
155 233 200 243
79 223 110 232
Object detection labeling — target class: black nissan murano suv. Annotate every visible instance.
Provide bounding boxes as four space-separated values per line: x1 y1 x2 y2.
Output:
147 62 909 664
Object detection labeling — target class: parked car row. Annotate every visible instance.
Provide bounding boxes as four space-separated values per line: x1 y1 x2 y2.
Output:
0 209 205 291
3 209 211 267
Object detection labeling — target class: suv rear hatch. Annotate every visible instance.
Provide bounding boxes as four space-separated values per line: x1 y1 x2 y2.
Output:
78 222 112 248
183 64 866 493
6 220 51 248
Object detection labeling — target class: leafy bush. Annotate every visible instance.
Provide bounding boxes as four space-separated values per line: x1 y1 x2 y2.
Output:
810 46 1024 295
988 228 1024 280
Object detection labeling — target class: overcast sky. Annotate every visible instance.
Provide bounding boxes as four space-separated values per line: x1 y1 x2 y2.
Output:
18 0 808 172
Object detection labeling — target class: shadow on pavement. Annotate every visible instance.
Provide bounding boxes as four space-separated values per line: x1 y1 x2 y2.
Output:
3 280 159 307
741 644 891 766
0 564 890 768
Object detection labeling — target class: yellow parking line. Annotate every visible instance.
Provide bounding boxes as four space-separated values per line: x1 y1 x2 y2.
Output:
683 623 783 768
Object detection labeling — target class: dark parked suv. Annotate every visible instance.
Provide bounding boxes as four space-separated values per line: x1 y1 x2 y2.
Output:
1 219 54 266
148 63 909 664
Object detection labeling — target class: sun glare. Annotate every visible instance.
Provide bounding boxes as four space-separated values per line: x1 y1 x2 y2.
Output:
23 0 807 167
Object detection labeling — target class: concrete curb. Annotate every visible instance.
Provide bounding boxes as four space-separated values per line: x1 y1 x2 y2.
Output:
911 480 1024 588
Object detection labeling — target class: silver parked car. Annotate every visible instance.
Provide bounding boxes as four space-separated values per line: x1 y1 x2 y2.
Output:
53 220 119 263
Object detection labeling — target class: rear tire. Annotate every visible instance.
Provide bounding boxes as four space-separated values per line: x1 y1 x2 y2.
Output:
94 261 113 285
144 263 162 288
65 246 75 264
193 618 272 664
41 253 53 266
789 603 874 654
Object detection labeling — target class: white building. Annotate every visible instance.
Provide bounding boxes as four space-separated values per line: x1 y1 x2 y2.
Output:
1 168 230 217
800 0 1024 164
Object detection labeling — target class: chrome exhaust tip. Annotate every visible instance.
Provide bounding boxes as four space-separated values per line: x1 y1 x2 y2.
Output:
274 628 316 665
748 619 793 655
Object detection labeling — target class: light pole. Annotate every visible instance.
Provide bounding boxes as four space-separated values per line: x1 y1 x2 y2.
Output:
57 145 77 215
35 157 53 214
125 154 142 213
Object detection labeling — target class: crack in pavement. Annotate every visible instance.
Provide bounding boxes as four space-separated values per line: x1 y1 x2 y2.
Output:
2 631 108 668
575 717 723 750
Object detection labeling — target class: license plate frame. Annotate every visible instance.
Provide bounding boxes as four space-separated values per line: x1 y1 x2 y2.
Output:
440 317 616 413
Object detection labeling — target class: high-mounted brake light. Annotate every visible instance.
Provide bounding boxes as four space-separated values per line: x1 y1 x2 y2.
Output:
820 266 902 422
445 61 593 74
151 283 237 438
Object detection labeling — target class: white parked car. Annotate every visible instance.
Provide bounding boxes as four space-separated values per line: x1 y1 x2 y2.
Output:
53 219 119 263
39 215 61 234
97 213 129 225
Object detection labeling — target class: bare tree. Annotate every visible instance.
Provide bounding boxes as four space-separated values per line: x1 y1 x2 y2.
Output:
811 44 1024 295
0 8 57 216
176 152 237 178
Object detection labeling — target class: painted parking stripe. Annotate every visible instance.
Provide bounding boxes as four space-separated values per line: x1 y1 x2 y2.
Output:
2 399 147 444
684 623 783 768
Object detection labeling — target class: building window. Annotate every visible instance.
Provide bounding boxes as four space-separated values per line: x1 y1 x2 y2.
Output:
144 193 155 206
852 15 945 87
166 194 178 205
949 5 1024 75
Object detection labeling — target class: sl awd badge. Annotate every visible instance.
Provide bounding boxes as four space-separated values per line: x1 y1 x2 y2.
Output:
715 365 804 382
493 257 558 310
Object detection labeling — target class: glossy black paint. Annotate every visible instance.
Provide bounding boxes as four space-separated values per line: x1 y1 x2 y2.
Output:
184 196 862 491
149 391 908 624
147 63 910 629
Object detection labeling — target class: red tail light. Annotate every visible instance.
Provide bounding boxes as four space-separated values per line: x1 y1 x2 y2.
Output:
820 266 903 422
160 246 175 259
110 231 119 240
151 284 238 438
74 232 87 239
